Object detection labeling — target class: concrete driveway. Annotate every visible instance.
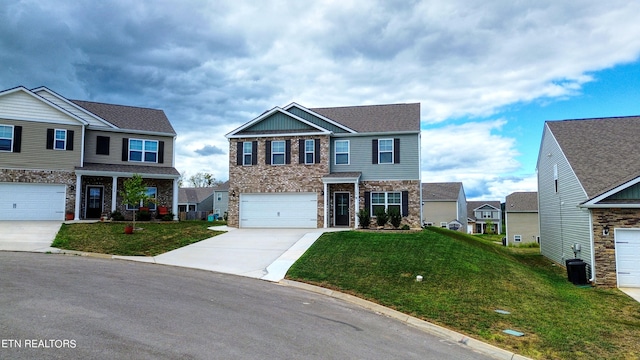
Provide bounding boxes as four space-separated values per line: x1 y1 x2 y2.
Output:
0 221 61 252
116 227 346 282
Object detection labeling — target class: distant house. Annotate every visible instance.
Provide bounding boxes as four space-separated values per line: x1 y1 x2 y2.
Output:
421 182 467 231
505 192 539 245
178 181 229 218
467 201 502 234
538 116 640 288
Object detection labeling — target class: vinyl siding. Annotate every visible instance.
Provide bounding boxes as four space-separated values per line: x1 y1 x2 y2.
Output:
84 129 174 167
0 91 81 125
330 134 419 180
287 107 349 133
240 112 316 133
423 201 457 225
505 212 539 244
0 119 81 170
538 125 592 270
457 189 467 230
34 90 111 128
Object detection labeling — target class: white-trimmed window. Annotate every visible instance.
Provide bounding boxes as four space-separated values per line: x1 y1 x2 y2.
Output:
272 140 285 165
305 139 315 164
378 138 393 164
335 140 349 165
0 125 13 152
129 139 158 163
54 129 67 150
441 222 447 228
243 142 252 166
514 235 522 242
126 187 157 211
482 211 492 218
553 164 558 193
371 192 401 215
424 222 434 227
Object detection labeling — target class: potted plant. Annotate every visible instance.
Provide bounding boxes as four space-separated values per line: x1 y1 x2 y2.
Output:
119 174 150 234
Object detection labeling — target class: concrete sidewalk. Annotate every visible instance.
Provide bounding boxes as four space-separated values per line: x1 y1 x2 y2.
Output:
0 221 62 252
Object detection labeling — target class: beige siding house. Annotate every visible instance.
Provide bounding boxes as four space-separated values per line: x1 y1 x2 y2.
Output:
421 182 467 231
505 192 539 245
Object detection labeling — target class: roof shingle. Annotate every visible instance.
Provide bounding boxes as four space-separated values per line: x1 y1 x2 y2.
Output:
72 100 176 135
505 192 538 212
422 182 463 201
311 103 420 133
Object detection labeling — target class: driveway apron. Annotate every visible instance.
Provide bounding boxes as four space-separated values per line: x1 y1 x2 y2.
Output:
0 221 61 252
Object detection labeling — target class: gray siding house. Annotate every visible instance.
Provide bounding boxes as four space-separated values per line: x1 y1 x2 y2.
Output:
538 116 640 288
421 182 467 231
467 201 502 234
225 102 422 228
178 181 229 218
0 86 180 221
505 192 539 245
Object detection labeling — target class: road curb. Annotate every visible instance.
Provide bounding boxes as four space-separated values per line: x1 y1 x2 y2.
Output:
279 279 532 360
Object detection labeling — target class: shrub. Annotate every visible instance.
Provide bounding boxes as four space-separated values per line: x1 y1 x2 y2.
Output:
162 213 174 221
375 208 389 227
357 209 370 228
110 211 125 221
136 210 152 221
388 208 402 229
401 224 410 230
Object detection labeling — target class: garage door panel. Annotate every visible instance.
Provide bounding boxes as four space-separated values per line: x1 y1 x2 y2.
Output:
615 229 640 288
0 183 66 221
240 193 317 228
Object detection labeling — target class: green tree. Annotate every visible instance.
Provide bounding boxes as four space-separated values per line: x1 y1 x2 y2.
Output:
388 208 402 229
120 174 149 232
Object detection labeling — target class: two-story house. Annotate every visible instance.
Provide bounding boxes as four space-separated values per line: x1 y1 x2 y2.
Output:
421 182 467 231
225 102 421 228
0 86 180 221
538 116 640 288
178 181 229 219
505 191 539 245
467 201 502 234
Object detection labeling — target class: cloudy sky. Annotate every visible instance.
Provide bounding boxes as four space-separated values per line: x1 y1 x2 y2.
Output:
3 0 640 200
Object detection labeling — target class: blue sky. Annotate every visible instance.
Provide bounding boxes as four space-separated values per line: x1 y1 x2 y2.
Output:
2 1 640 201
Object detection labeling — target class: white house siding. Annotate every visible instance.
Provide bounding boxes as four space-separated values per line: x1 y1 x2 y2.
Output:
34 90 110 128
0 91 80 125
538 125 592 273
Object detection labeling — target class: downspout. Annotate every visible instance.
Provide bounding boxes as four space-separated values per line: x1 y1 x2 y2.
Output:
587 209 596 283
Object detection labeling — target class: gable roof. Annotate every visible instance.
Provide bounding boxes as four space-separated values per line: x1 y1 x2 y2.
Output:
467 201 501 220
311 103 420 133
178 187 215 204
546 116 640 199
422 182 463 201
71 100 176 135
505 192 538 212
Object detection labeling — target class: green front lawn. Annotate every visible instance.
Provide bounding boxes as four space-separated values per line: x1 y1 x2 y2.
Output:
52 221 224 256
286 227 640 360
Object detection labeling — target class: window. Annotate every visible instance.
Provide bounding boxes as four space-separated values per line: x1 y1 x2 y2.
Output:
129 139 158 163
482 211 492 218
424 222 434 227
371 192 401 215
441 222 448 228
553 164 558 193
217 194 222 201
126 187 157 211
378 139 393 164
243 142 252 166
54 129 67 150
96 136 110 155
335 140 349 165
514 235 522 242
271 140 285 165
305 139 315 164
0 125 13 152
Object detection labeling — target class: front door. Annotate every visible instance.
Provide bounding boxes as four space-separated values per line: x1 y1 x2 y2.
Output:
335 193 350 226
86 186 103 219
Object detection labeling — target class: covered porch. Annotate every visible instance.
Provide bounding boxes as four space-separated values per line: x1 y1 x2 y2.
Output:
322 172 362 228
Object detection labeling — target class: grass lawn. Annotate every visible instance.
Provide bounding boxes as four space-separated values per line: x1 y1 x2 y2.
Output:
52 221 225 256
286 227 640 360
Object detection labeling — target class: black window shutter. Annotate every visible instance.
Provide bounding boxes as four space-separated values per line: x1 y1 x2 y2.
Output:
364 191 371 214
394 138 400 164
158 141 164 163
265 140 271 165
12 126 22 153
66 130 74 151
236 142 243 165
251 141 257 165
46 129 54 149
314 139 321 163
372 139 378 164
285 140 291 164
96 136 110 155
401 190 409 217
298 139 305 164
122 138 129 161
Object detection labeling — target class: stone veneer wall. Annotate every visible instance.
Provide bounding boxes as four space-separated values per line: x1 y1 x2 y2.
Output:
0 169 76 214
114 178 174 220
591 208 640 287
228 136 330 228
359 180 422 229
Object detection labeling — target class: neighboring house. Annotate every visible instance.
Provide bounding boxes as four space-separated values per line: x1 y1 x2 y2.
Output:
505 192 539 246
421 182 467 231
538 116 640 288
225 102 421 228
467 201 502 234
178 181 229 217
0 86 180 221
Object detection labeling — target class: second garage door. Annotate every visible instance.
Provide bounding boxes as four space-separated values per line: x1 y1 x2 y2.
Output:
240 193 317 228
0 183 66 221
616 229 640 288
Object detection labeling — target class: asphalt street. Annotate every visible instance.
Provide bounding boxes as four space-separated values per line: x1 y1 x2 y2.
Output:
0 252 493 360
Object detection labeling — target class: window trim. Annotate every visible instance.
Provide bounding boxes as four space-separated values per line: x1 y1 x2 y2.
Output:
271 140 285 165
129 139 158 163
304 139 315 165
54 129 67 150
440 222 448 228
378 138 394 164
335 140 350 165
514 235 522 242
370 191 402 216
243 141 253 166
0 124 14 152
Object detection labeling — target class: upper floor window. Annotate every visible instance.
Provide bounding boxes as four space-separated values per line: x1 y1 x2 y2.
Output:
378 139 393 164
0 125 13 152
243 142 253 165
553 164 558 193
271 140 285 165
54 129 67 150
47 128 73 151
305 139 315 164
335 140 349 165
129 139 158 162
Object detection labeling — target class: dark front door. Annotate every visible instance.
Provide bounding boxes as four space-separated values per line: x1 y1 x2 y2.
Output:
335 193 350 226
86 186 103 219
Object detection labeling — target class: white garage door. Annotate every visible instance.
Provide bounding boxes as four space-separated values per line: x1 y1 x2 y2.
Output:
615 229 640 288
240 193 317 228
0 183 66 221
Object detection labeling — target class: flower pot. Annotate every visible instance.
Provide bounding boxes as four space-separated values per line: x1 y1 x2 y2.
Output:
65 212 74 221
124 225 134 234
